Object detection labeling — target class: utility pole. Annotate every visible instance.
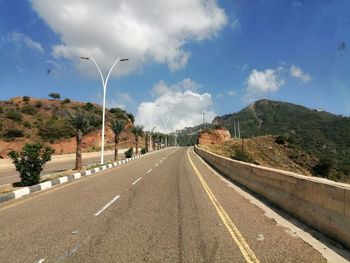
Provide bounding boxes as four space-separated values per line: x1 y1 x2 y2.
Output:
202 112 205 129
237 121 241 139
234 120 237 138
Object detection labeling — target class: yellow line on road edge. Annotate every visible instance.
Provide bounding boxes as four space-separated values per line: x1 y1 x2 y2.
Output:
187 148 259 263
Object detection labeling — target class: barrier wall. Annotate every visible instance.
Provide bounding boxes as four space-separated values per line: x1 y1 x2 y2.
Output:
194 145 350 249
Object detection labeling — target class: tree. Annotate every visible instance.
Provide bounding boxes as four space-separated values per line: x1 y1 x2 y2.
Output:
49 93 61 100
144 131 149 153
9 143 54 186
111 119 126 161
22 96 30 103
131 125 144 154
68 110 91 170
127 113 135 124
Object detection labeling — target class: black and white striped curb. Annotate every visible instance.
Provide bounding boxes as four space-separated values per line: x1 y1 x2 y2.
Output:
0 155 143 204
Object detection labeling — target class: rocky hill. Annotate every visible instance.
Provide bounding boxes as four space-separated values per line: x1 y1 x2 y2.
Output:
198 129 318 177
0 96 135 158
213 99 350 179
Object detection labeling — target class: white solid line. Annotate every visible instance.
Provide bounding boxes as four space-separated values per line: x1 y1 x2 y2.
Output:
94 195 120 216
146 169 152 174
132 177 142 185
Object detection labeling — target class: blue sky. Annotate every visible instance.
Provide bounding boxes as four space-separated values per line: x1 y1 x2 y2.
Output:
1 0 350 132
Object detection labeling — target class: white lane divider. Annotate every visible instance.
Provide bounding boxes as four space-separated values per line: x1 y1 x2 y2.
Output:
146 169 152 174
94 195 120 216
132 177 142 185
155 163 159 167
34 259 45 263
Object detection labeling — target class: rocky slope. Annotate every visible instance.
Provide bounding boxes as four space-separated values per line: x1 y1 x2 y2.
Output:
0 96 136 158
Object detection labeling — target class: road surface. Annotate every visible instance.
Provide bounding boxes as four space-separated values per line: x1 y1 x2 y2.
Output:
0 147 333 262
0 150 127 186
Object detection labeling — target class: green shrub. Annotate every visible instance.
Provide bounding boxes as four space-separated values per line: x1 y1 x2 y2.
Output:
21 104 37 115
0 106 3 113
141 147 147 154
23 121 32 129
83 102 94 111
35 101 43 108
9 143 54 186
62 98 71 104
3 128 24 139
230 150 254 163
275 135 286 145
127 113 135 123
312 158 334 178
5 109 22 122
22 96 30 103
125 147 134 158
38 118 74 141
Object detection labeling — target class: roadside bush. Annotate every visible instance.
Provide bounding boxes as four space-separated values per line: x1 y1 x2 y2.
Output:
0 106 3 113
230 150 254 164
5 109 22 122
21 104 37 115
9 143 54 186
3 128 24 139
141 147 146 154
125 147 134 158
312 158 334 178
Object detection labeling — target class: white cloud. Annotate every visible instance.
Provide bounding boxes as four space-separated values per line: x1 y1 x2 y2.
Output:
290 65 312 82
151 78 201 97
227 90 236 96
2 32 44 53
31 0 227 76
136 79 216 133
244 68 285 101
216 93 223 98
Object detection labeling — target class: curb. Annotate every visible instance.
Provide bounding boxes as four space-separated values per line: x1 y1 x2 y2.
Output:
0 155 143 204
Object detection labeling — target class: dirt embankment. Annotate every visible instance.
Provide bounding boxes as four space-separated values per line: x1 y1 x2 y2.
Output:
0 126 138 158
199 128 318 176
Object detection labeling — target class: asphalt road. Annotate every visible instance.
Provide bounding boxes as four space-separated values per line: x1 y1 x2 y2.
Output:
0 151 119 186
0 147 329 262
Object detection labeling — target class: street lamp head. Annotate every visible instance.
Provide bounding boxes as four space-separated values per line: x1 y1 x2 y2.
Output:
120 58 129 62
80 56 90 60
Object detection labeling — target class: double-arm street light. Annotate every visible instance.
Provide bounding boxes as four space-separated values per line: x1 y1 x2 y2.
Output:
81 53 128 164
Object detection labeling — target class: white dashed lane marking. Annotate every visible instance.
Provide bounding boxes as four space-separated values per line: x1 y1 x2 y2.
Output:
94 195 120 216
132 177 142 185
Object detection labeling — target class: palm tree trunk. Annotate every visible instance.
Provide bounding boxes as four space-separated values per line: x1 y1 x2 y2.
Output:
75 130 83 170
145 134 148 153
114 136 119 161
135 137 139 155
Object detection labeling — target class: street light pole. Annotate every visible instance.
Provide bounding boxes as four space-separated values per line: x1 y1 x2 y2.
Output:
81 54 128 164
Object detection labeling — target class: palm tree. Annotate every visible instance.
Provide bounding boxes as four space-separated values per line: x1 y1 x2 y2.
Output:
131 125 144 155
111 119 126 161
68 110 90 170
144 131 149 153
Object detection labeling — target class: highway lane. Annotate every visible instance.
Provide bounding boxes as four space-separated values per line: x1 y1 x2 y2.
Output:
0 150 126 186
0 147 328 262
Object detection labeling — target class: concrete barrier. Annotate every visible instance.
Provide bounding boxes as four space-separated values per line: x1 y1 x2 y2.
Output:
194 145 350 249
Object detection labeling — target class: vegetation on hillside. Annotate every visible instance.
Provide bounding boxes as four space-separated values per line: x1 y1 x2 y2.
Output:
0 97 133 144
213 99 350 181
